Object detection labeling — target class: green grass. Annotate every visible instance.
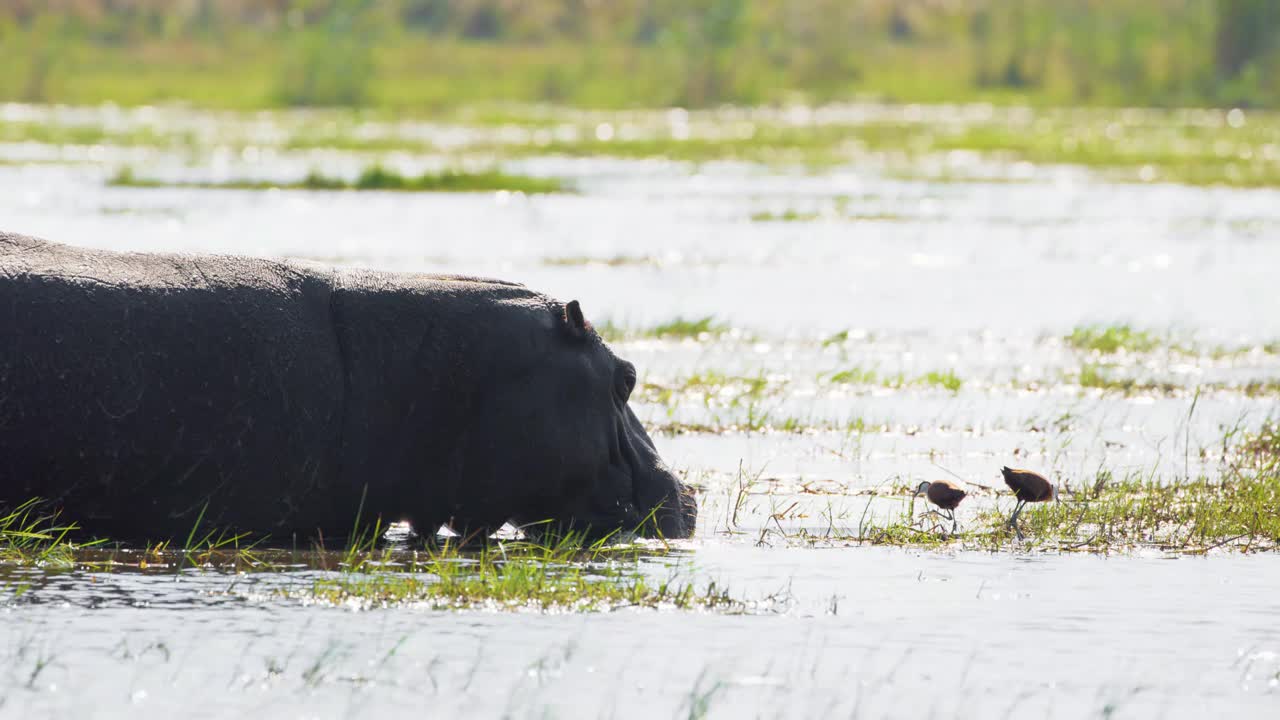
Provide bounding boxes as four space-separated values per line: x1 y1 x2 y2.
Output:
821 330 850 347
765 423 1280 553
10 97 1280 188
0 498 744 612
825 367 963 393
993 475 1279 552
650 317 727 339
305 533 742 612
647 415 890 437
542 255 657 268
5 1 1279 111
0 500 89 568
1067 364 1273 397
108 165 567 194
921 370 964 393
0 121 194 148
599 316 731 343
749 209 821 223
835 472 1280 553
750 206 908 223
1066 324 1163 354
1062 324 1280 360
1077 363 1145 393
827 367 879 385
637 372 776 412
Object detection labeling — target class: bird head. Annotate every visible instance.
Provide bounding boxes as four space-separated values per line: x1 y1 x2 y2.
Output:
913 481 931 496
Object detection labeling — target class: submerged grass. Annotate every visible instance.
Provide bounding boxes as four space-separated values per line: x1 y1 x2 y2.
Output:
308 534 742 612
0 500 93 568
1066 324 1162 354
598 316 731 343
971 471 1280 553
0 502 744 613
775 423 1280 553
11 100 1280 188
825 367 963 393
542 255 657 268
749 209 821 223
1061 323 1280 359
108 165 567 194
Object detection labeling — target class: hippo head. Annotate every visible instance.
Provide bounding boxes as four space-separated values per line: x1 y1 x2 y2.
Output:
454 299 696 540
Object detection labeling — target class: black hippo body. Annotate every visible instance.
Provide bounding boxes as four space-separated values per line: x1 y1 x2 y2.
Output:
0 232 695 541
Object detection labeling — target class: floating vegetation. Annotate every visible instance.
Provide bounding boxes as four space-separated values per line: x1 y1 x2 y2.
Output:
1066 324 1162 354
1071 365 1279 398
627 363 1276 425
1074 364 1179 395
0 120 192 148
752 424 1280 554
749 209 821 223
542 255 658 268
920 370 963 393
648 417 881 437
821 330 851 347
0 500 87 568
1060 324 1276 359
826 367 879 385
650 316 727 339
10 100 1280 188
108 165 567 194
0 508 747 613
750 207 907 223
303 536 744 612
637 372 774 406
598 316 731 343
974 473 1280 553
824 367 963 393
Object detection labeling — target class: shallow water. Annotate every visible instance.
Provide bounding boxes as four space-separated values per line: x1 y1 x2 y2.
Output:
4 550 1279 718
2 105 1279 718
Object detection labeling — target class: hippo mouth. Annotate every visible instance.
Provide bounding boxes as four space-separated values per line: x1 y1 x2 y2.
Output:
614 406 696 539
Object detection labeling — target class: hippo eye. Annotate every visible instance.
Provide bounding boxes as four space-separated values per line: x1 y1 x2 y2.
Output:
615 362 637 402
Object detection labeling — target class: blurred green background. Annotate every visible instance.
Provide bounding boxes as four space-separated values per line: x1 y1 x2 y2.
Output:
2 0 1277 111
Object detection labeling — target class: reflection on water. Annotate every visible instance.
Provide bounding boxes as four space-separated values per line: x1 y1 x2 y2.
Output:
3 549 1279 717
2 109 1279 717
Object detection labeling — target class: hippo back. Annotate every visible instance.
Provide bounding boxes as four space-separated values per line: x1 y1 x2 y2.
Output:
0 232 348 538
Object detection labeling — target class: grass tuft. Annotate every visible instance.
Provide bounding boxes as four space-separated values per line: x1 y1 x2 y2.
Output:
600 317 730 342
795 423 1280 553
650 316 726 339
749 209 820 223
0 500 97 568
109 165 567 194
921 370 963 393
1066 324 1161 354
306 532 743 612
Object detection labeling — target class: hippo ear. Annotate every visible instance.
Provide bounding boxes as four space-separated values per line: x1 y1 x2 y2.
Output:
563 300 589 338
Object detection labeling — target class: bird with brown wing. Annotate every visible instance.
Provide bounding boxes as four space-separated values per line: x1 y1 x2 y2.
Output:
913 479 967 533
1000 466 1057 539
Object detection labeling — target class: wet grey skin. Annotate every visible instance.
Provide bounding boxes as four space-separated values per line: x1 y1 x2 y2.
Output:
1001 466 1058 540
0 231 696 543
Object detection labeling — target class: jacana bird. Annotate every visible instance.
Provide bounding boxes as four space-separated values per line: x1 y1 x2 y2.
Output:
913 480 967 533
1000 466 1057 539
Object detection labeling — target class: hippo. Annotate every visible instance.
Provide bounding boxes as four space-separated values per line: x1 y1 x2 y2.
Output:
0 231 695 542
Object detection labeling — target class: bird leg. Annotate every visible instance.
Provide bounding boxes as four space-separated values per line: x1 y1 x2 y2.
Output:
948 509 958 534
1007 500 1026 539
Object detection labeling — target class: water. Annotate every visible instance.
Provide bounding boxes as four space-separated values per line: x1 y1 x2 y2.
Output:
2 105 1279 718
